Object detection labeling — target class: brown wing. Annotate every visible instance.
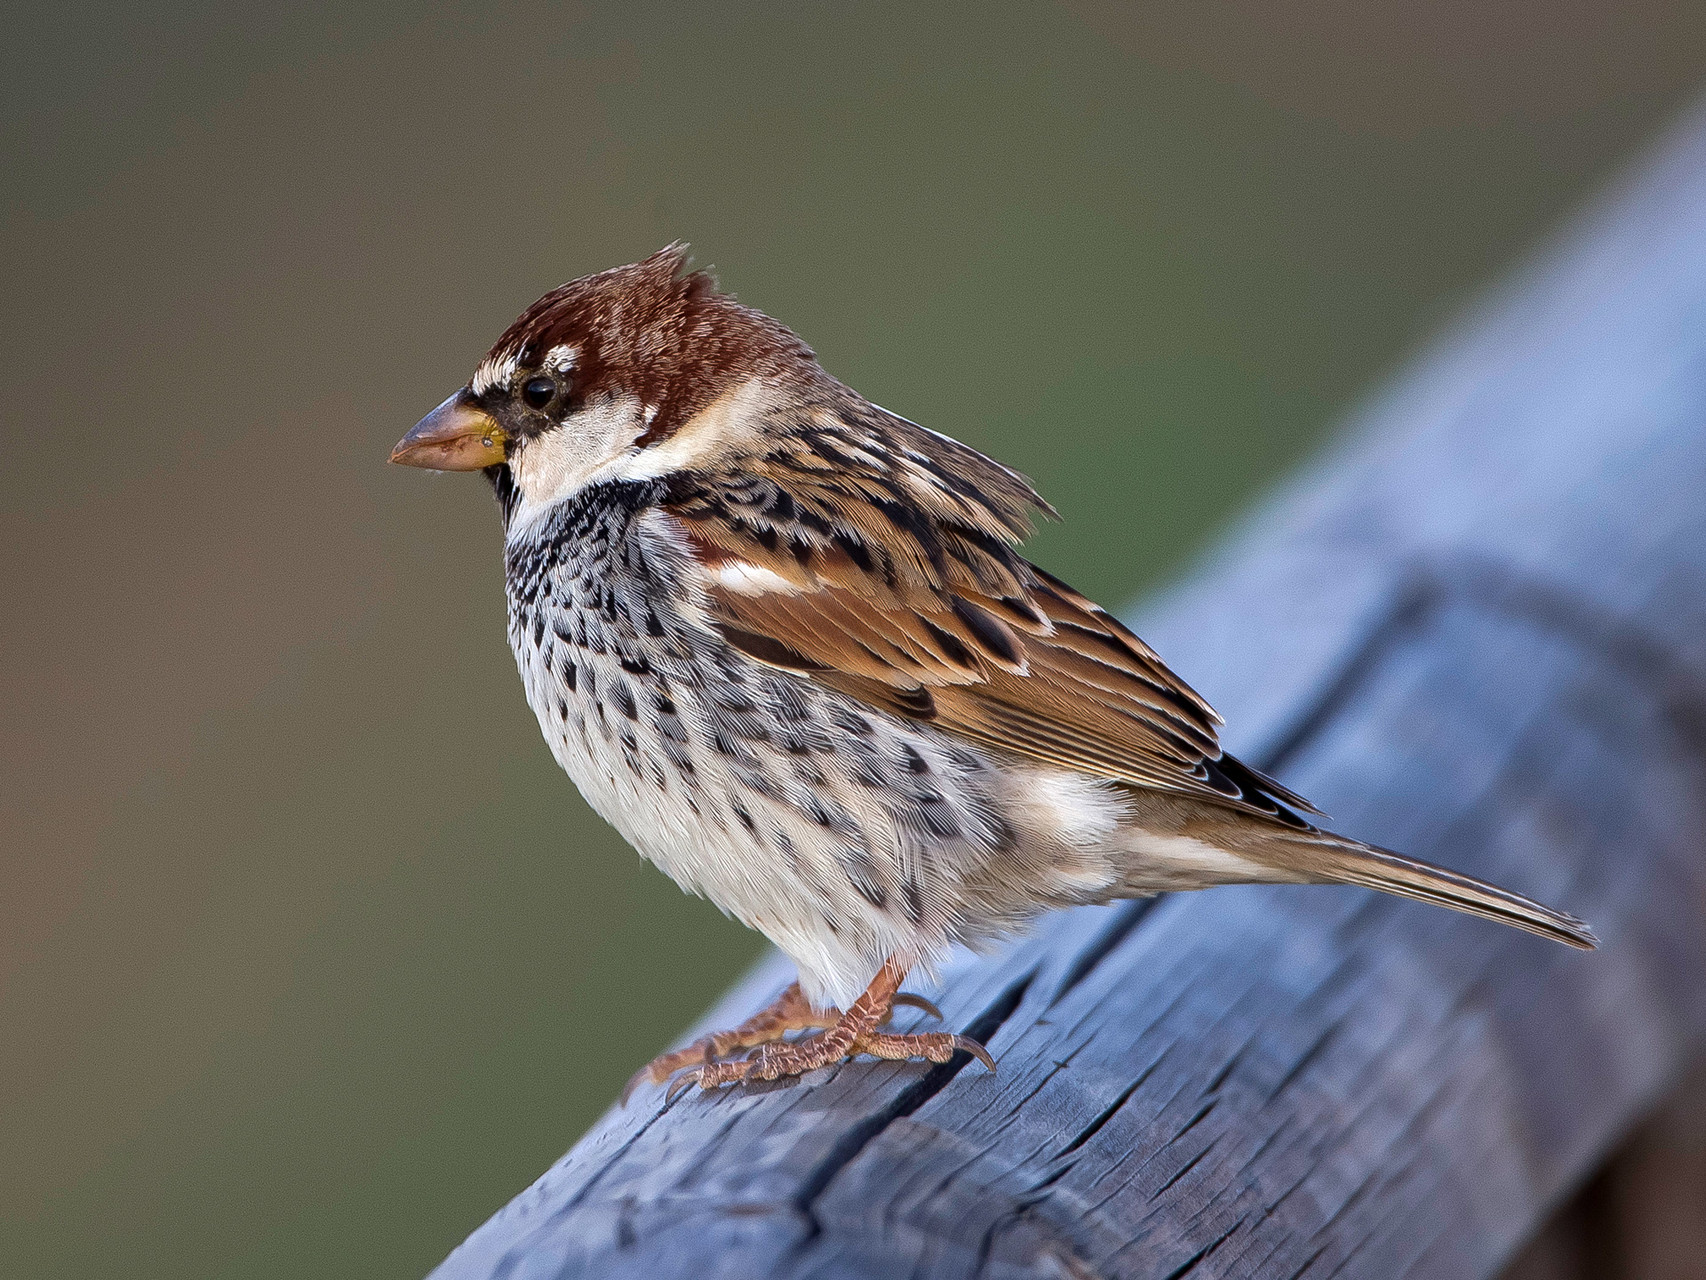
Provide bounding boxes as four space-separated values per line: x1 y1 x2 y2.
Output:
661 398 1319 823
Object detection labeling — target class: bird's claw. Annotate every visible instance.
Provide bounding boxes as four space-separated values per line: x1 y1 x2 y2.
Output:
892 991 944 1020
661 1028 995 1098
625 985 947 1104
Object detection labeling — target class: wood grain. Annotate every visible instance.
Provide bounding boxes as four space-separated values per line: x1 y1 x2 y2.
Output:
429 100 1706 1280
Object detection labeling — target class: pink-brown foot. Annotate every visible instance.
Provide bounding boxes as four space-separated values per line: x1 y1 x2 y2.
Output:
621 981 835 1104
860 1030 996 1074
662 957 993 1099
624 974 950 1104
668 1028 993 1100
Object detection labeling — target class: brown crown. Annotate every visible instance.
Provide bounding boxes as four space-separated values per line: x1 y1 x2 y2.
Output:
480 244 823 445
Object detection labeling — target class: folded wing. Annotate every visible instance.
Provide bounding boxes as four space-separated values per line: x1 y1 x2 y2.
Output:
660 402 1319 825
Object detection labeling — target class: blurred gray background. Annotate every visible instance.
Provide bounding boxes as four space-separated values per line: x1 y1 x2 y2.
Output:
5 3 1706 1277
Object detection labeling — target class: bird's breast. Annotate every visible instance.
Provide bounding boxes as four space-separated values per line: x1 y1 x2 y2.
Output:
499 510 1126 1007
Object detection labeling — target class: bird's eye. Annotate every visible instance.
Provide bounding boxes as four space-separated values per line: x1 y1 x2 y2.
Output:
522 376 556 410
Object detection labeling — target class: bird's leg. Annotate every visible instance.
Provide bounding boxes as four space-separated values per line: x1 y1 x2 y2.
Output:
670 957 993 1097
622 980 948 1104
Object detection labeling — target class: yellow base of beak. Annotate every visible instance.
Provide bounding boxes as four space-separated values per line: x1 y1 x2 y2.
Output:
391 390 506 470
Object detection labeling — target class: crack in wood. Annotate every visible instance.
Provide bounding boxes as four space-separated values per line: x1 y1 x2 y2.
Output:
1022 1160 1078 1198
1153 1214 1247 1280
1266 1023 1343 1104
1057 1073 1150 1158
1167 1097 1221 1148
1201 1039 1253 1097
1149 1136 1222 1202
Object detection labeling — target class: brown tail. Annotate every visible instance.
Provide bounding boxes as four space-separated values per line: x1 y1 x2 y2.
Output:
1265 831 1598 950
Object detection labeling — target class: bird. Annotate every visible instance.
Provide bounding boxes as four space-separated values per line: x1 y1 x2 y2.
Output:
390 245 1596 1101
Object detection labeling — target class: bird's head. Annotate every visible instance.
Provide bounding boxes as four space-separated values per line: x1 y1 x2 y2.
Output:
390 244 821 525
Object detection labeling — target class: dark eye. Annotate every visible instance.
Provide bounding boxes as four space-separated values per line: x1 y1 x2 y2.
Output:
522 376 556 410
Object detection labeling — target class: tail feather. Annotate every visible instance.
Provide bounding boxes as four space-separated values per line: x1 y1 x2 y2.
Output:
1114 792 1597 949
1276 834 1598 950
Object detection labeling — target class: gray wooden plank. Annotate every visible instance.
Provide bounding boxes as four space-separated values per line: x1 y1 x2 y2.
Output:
430 98 1706 1280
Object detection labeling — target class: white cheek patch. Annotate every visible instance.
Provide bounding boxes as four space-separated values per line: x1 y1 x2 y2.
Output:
501 377 778 539
506 396 646 534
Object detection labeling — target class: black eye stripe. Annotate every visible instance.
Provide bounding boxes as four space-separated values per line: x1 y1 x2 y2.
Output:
522 376 556 409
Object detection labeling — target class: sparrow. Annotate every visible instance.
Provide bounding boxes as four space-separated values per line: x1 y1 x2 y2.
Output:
391 246 1596 1100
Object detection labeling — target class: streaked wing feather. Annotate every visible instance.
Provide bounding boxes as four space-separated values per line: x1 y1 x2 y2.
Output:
661 400 1321 822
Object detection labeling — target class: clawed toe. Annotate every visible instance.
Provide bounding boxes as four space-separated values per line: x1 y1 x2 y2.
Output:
630 962 992 1103
855 1029 996 1072
621 981 841 1106
663 1049 779 1099
665 1067 707 1103
891 992 944 1020
661 1026 996 1098
952 1035 996 1073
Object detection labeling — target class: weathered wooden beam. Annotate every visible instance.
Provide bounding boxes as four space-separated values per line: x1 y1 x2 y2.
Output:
430 101 1706 1280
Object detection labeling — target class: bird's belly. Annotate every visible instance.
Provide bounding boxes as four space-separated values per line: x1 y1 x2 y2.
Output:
511 632 915 1003
510 625 1125 1007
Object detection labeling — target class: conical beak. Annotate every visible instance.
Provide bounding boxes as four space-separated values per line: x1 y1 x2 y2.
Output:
390 390 507 470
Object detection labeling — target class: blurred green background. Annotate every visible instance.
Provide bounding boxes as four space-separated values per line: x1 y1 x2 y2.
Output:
4 3 1705 1276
